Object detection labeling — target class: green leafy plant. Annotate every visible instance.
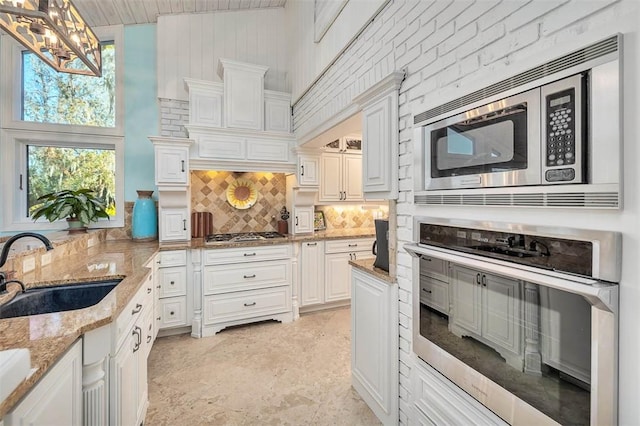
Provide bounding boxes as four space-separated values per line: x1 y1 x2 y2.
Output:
31 189 110 226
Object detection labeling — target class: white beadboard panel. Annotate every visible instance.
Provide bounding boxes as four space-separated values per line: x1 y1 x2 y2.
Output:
157 8 289 101
284 0 389 103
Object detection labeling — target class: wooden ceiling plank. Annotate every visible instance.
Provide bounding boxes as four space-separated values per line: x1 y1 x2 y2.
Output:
183 0 197 13
122 0 150 24
142 0 160 22
170 0 185 13
111 0 137 25
156 0 173 15
228 0 240 10
73 0 107 27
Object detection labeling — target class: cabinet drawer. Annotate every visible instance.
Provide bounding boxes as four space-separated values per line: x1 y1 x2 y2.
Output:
204 244 291 265
203 286 291 324
203 260 290 295
157 250 187 267
113 285 149 352
420 276 449 314
159 266 187 297
420 256 448 281
158 297 188 329
325 238 375 254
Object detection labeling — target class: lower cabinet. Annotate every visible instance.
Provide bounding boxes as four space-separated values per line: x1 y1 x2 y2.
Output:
4 340 82 426
411 359 508 426
156 250 191 333
300 241 325 306
159 207 189 241
351 268 398 426
449 264 523 370
324 238 375 304
201 245 293 336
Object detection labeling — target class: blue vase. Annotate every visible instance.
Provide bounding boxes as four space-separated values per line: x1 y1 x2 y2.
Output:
132 190 158 241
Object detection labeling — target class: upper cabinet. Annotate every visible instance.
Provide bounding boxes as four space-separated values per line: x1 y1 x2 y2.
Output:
219 59 268 131
150 137 193 186
319 150 363 203
323 136 362 153
354 71 404 200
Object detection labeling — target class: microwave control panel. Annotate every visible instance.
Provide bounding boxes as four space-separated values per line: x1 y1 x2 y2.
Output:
542 73 584 184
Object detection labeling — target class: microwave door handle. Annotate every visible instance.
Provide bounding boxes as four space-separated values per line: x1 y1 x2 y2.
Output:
461 105 527 126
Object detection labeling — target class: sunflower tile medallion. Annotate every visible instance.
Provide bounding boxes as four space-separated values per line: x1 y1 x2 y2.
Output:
226 178 258 209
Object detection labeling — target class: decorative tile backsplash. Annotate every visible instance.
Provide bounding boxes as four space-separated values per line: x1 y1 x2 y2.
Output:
317 205 387 230
191 171 286 233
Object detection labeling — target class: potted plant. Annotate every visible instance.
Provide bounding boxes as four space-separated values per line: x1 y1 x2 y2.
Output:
31 189 110 233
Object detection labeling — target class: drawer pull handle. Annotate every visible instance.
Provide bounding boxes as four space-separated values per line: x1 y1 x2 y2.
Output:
301 165 304 176
147 287 152 294
244 274 256 279
181 159 185 173
183 219 187 231
244 302 257 307
156 260 161 264
132 303 142 315
348 243 358 247
307 242 317 246
244 253 256 257
422 288 432 294
147 335 152 343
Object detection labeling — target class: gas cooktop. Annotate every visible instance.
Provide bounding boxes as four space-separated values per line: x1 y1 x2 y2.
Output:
205 231 286 243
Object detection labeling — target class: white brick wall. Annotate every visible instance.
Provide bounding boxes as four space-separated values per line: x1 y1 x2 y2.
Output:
291 0 636 423
158 98 189 138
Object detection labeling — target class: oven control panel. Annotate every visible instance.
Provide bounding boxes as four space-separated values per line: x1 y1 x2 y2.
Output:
541 73 584 184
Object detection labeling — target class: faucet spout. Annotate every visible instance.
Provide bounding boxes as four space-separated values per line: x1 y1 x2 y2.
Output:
0 232 54 268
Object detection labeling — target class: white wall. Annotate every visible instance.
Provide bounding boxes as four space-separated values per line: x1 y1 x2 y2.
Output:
290 0 640 423
285 0 388 102
156 8 289 101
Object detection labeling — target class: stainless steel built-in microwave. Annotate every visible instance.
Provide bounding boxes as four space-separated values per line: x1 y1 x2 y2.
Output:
413 35 621 197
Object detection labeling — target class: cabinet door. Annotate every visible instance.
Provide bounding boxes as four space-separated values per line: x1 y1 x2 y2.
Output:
482 274 521 356
5 341 82 426
111 327 140 426
155 146 188 185
158 266 187 297
319 153 343 202
343 154 363 201
159 208 189 241
362 95 394 194
294 206 314 234
450 265 481 335
298 155 320 186
324 252 352 302
224 69 263 130
300 241 325 306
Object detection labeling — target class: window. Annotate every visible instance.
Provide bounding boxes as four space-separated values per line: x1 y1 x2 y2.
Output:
22 43 116 127
26 145 116 217
1 26 124 231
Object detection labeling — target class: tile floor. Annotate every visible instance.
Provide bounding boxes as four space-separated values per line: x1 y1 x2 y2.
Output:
145 307 380 425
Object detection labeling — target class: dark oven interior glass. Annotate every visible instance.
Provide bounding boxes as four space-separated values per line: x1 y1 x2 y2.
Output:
419 258 591 425
430 104 528 178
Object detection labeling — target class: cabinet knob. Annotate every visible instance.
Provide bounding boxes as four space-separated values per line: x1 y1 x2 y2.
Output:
170 311 175 316
157 316 161 321
170 281 175 285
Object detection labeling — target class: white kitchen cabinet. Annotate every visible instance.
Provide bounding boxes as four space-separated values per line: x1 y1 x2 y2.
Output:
156 250 191 332
420 275 449 314
293 206 314 234
159 208 189 241
354 71 403 200
297 154 320 186
154 145 189 186
202 244 293 336
322 136 362 153
324 238 375 303
319 152 363 202
184 78 224 127
4 340 82 426
411 359 509 426
219 58 268 131
264 90 291 133
351 268 398 426
300 241 325 306
450 264 523 370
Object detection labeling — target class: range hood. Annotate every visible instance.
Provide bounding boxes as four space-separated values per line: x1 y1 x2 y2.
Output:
184 59 296 173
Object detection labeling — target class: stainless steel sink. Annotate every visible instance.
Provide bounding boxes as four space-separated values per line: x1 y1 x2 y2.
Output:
0 279 122 319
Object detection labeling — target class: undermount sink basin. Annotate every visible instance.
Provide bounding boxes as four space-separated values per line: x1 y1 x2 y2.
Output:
466 245 538 258
0 279 122 319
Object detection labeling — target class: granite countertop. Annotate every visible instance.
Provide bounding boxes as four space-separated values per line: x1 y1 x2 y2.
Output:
169 228 376 250
349 258 396 284
0 239 158 418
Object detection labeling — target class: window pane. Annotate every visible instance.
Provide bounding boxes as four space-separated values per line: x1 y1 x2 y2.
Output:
27 145 116 217
22 43 115 127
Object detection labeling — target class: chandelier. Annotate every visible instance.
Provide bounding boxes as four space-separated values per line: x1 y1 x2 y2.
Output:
0 0 101 77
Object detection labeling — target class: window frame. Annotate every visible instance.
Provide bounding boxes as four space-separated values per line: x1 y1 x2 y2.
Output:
0 25 125 231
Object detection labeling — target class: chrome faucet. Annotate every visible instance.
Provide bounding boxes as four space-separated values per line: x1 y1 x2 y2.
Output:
0 232 54 295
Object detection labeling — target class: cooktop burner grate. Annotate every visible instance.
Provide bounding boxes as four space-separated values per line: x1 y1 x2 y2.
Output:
205 231 286 243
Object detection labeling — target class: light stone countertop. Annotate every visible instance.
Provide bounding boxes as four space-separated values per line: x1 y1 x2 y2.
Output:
0 239 158 419
0 227 375 417
349 258 396 284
